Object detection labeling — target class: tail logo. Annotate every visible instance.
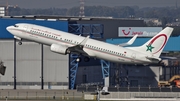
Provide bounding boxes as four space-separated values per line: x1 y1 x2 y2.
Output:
146 34 167 54
146 44 154 52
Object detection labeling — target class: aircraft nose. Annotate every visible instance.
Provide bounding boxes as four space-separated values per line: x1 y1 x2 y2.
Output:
6 26 13 31
6 26 14 34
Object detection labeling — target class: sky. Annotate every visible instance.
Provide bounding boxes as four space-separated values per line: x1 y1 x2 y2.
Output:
1 0 180 9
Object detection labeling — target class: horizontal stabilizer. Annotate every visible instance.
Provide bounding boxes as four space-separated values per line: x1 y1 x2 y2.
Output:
146 56 161 61
118 34 138 46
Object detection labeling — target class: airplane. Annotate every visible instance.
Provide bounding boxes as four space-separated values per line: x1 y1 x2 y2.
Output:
6 23 173 65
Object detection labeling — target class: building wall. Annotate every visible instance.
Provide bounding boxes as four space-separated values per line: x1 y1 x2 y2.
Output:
73 19 144 39
75 64 161 87
110 65 161 87
0 40 69 89
76 66 103 86
0 40 14 83
16 41 41 82
43 45 69 85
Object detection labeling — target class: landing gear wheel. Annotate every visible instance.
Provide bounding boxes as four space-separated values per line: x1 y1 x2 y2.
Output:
18 41 22 45
76 57 81 62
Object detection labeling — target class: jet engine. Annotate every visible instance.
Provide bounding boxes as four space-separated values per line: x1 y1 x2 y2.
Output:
50 44 70 55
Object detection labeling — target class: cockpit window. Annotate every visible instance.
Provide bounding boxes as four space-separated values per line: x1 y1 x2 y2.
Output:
14 24 19 27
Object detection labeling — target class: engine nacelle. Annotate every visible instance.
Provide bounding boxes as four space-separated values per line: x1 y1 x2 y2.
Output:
50 44 69 55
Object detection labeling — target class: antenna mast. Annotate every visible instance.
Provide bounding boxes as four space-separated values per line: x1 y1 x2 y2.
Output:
79 0 85 17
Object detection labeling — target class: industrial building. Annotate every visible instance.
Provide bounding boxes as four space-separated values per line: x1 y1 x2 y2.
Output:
0 16 179 90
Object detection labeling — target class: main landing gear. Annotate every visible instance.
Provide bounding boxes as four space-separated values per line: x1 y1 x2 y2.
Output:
18 41 22 45
14 36 22 45
75 56 90 62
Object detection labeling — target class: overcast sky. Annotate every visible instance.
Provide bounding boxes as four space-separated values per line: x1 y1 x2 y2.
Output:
1 0 179 9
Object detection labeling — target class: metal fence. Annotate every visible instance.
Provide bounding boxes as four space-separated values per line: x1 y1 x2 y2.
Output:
0 89 85 100
0 89 180 100
99 92 180 101
77 86 180 92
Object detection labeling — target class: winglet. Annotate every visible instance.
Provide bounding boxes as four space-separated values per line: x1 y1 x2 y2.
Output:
118 34 138 46
67 35 90 54
79 35 90 46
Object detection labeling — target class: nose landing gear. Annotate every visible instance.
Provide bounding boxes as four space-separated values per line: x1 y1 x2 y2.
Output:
18 41 22 45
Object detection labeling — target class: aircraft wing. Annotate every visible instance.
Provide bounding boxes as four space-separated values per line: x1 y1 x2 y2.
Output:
118 34 138 46
68 36 90 54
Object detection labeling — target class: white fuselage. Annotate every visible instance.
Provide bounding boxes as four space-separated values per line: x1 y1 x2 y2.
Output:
7 23 156 64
